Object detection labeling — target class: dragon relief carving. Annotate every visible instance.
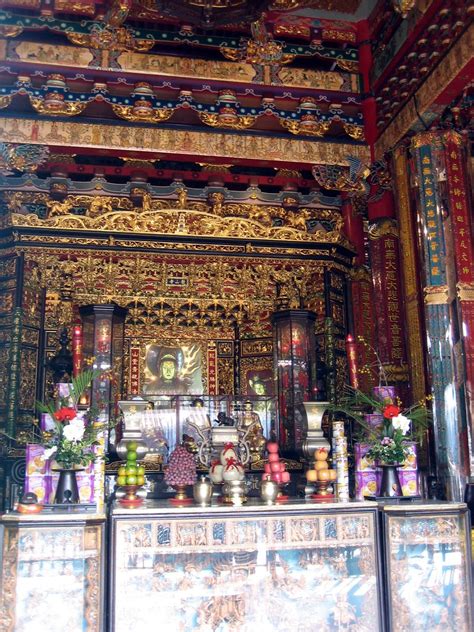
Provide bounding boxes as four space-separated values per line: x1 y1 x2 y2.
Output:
7 192 346 244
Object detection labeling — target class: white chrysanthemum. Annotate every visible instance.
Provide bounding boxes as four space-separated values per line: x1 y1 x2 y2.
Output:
392 414 410 435
63 418 85 442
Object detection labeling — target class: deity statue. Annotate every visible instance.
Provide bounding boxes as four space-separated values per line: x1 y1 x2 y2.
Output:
239 400 266 462
143 352 188 395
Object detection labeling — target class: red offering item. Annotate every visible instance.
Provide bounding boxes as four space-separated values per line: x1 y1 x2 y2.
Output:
272 471 282 483
169 496 193 506
264 440 290 487
165 446 197 487
119 497 144 508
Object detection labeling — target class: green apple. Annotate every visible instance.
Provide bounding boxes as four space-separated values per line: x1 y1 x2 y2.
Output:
118 466 127 477
126 475 137 485
125 464 137 474
137 466 145 476
126 450 137 462
116 476 127 486
136 475 145 486
127 441 138 451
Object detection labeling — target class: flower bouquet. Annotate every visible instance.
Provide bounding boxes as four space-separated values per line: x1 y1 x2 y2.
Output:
37 370 104 470
330 387 431 498
35 370 106 503
332 387 430 466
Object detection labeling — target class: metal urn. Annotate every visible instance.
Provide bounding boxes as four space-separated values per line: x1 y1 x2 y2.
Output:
193 476 213 506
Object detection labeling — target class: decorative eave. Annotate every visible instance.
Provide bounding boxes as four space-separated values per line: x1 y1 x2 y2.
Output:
0 190 355 261
0 11 360 66
373 0 473 138
0 78 364 141
375 25 473 157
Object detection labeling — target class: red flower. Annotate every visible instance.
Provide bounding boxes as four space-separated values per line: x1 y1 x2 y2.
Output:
55 407 77 422
383 404 400 419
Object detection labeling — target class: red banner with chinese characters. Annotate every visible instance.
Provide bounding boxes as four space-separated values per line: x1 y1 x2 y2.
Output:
444 132 474 284
72 324 83 378
444 131 474 427
129 345 140 395
350 268 376 392
369 223 407 368
207 341 218 395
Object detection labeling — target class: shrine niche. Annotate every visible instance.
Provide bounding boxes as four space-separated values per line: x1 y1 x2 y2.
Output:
142 341 204 395
1 181 351 413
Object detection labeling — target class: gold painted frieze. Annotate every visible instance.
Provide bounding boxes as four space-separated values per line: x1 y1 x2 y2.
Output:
2 40 359 93
0 118 370 166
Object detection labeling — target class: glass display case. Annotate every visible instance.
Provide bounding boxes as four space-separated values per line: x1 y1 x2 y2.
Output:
272 309 317 458
136 394 277 461
0 511 105 632
109 500 384 631
79 303 127 421
381 503 473 631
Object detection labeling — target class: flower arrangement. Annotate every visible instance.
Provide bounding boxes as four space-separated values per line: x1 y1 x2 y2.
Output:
331 387 431 465
36 370 105 470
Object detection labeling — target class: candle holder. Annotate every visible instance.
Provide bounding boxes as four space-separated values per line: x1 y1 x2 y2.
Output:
311 480 335 500
170 483 193 505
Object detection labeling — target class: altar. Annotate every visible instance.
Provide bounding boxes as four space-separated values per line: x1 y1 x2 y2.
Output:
1 499 472 631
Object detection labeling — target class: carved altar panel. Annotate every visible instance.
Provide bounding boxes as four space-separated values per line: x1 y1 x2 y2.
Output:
111 504 382 632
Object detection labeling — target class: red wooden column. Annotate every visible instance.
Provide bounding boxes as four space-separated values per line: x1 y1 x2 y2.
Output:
342 193 376 392
357 20 376 158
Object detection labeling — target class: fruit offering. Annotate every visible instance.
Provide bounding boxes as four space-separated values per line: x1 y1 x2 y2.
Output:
116 441 146 488
165 445 197 488
306 448 337 487
262 441 290 485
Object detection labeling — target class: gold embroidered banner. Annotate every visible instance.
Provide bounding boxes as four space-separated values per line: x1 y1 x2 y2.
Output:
0 117 370 166
393 145 426 402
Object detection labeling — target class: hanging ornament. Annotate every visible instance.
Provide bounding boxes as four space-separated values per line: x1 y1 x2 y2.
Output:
392 0 416 18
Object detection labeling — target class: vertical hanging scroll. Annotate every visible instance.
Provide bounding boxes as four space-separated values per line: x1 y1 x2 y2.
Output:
368 219 408 385
443 131 474 474
207 341 218 395
129 343 140 396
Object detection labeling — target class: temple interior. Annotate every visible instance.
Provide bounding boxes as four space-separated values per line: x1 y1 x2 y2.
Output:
0 0 473 630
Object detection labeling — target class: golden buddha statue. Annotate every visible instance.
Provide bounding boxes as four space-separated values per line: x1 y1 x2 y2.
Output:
239 400 266 462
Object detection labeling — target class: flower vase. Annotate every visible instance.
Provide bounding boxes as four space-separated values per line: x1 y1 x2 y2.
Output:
379 463 402 498
54 469 80 504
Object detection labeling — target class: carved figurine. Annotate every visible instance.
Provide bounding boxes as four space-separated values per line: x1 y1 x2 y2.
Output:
239 400 266 461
